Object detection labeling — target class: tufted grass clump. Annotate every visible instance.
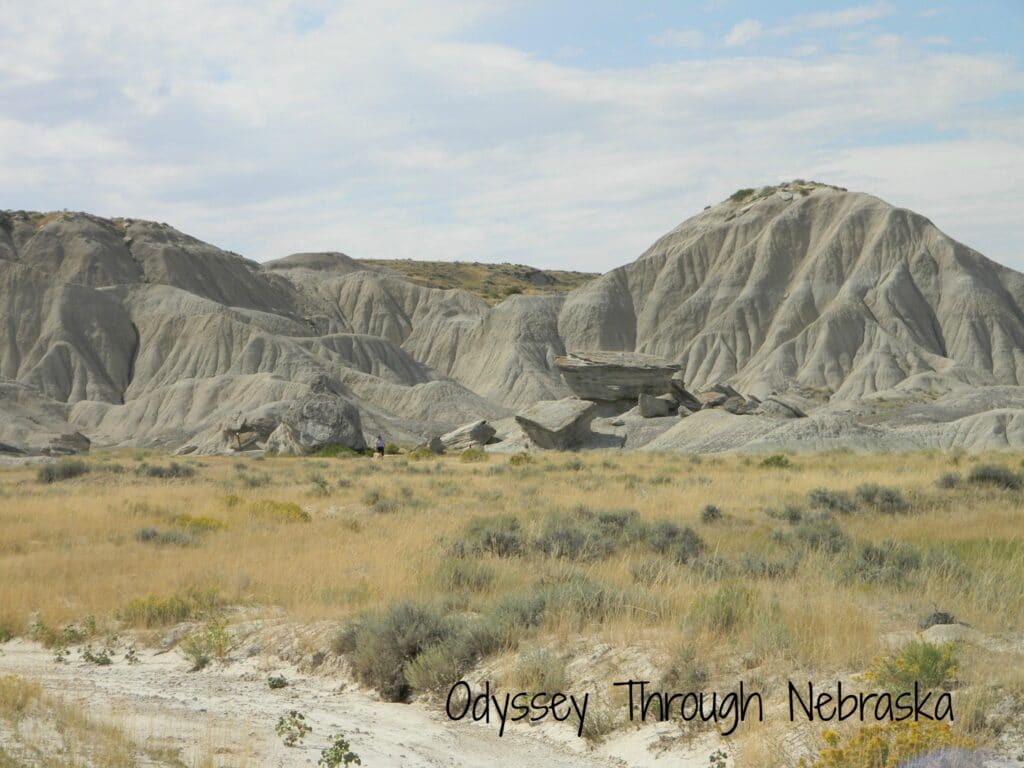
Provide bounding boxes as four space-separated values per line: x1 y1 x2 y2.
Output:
807 488 857 515
457 514 525 557
248 499 310 523
759 454 792 469
118 588 223 628
37 459 90 484
967 463 1022 490
854 483 909 514
434 558 496 593
793 516 849 553
689 582 757 636
134 527 194 547
139 462 196 479
459 448 488 463
171 514 227 533
935 471 961 489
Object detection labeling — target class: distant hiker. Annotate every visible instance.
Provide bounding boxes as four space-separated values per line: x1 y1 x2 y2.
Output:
374 435 386 460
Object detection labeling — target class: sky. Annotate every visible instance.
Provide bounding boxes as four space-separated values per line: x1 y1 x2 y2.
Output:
0 0 1022 272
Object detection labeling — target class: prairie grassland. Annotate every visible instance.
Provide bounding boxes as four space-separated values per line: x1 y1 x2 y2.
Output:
1 449 1023 758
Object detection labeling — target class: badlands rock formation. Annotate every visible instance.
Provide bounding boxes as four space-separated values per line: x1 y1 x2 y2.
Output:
3 180 1024 455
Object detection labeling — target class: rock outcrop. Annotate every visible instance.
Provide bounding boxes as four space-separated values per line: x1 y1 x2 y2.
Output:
6 179 1024 455
515 397 597 449
439 420 497 452
555 351 683 401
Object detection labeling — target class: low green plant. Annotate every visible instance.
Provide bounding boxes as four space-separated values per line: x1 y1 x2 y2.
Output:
759 454 792 469
248 499 310 523
119 588 222 628
276 710 312 747
509 452 533 466
967 463 1022 490
689 582 757 635
863 639 958 692
319 733 362 767
459 447 488 463
36 459 89 483
267 675 288 689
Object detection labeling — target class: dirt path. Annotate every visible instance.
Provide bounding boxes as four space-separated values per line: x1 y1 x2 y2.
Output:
0 639 717 767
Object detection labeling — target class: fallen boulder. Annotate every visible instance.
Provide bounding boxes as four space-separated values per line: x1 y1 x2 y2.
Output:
555 351 683 401
515 397 597 449
697 382 743 409
439 419 496 452
44 431 91 456
753 396 808 419
285 393 366 452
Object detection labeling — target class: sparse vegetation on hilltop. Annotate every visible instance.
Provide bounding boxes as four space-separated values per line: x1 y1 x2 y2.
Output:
357 258 598 302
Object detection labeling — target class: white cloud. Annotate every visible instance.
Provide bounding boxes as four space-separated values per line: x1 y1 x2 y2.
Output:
650 28 705 48
796 2 893 29
725 19 763 47
0 0 1021 274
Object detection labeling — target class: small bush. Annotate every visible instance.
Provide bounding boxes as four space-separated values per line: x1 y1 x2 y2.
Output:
739 554 796 580
134 527 194 546
509 452 533 466
267 675 288 689
459 448 488 463
140 462 196 479
935 471 961 489
793 517 849 553
534 513 613 561
276 710 312 747
643 520 704 563
319 733 362 768
759 454 792 469
700 505 723 524
967 463 1022 490
807 488 857 514
349 602 460 701
855 484 909 514
730 187 755 202
841 540 922 585
178 620 230 671
384 442 400 455
864 639 959 692
37 459 89 483
460 515 525 557
248 499 310 523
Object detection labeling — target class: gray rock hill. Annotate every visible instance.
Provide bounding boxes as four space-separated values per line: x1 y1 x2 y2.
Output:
3 180 1024 454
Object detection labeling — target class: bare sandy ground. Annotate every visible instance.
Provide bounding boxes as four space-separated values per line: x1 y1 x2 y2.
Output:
0 637 722 767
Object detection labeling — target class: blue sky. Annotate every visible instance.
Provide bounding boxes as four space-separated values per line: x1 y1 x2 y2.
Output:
0 1 1021 271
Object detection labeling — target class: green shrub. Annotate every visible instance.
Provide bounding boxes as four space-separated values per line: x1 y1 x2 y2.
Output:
460 515 525 557
700 505 723 524
319 733 362 767
349 602 460 701
841 540 922 585
864 640 958 692
855 484 909 514
140 462 196 479
730 188 755 202
738 554 797 580
534 513 613 560
268 675 288 689
807 488 857 514
793 517 849 553
178 620 230 671
459 448 488 463
276 710 312 747
37 459 89 483
759 454 792 469
967 464 1022 490
509 452 533 466
643 520 704 563
134 527 194 546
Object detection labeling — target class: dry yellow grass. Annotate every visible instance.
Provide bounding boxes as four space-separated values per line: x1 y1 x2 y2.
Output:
1 449 1023 749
